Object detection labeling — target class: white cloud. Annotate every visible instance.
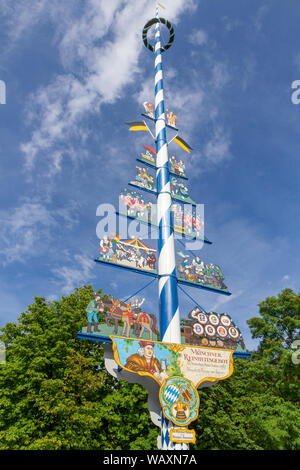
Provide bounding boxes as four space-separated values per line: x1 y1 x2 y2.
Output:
0 202 78 264
203 124 231 164
254 3 270 31
190 29 208 46
52 254 95 294
211 61 231 89
12 0 197 176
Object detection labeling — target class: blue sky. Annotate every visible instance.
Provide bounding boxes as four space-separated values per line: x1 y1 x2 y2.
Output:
1 0 300 351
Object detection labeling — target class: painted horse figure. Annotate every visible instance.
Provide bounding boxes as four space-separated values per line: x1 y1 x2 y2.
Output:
97 297 158 339
96 298 130 336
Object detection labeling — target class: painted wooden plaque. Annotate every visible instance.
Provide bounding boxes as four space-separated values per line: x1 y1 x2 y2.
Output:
111 336 234 387
118 189 208 242
180 307 250 356
177 250 230 294
119 189 154 225
159 376 200 427
97 235 157 275
129 172 196 205
137 145 187 179
142 101 178 130
81 295 160 341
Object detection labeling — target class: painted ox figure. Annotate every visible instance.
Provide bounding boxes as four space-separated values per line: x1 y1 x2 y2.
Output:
97 298 158 340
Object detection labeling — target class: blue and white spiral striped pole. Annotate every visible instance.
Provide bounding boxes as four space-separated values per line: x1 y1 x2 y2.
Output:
154 7 181 345
144 5 188 450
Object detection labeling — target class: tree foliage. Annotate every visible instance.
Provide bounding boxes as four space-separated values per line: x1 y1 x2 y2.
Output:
0 286 299 450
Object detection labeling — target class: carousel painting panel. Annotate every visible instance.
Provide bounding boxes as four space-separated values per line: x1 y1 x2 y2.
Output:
97 235 157 275
177 250 230 295
80 294 160 341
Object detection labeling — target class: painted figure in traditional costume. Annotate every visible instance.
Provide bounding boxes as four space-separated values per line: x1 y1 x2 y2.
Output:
132 297 145 315
178 181 189 199
170 155 178 174
147 252 156 270
86 294 101 333
180 256 191 280
193 216 204 237
166 110 177 128
135 166 155 190
171 176 179 195
178 159 185 176
125 341 168 383
191 256 205 282
170 155 185 177
143 101 155 118
142 149 155 164
99 236 113 261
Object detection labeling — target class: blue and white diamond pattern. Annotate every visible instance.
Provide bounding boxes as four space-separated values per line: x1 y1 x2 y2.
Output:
160 414 189 450
164 384 180 404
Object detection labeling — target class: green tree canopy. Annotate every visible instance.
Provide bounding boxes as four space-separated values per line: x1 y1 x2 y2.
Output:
0 286 299 450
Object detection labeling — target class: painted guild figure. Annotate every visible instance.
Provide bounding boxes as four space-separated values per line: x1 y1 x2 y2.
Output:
178 254 191 280
178 181 189 198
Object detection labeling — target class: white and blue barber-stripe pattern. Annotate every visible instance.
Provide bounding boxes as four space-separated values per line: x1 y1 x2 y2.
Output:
154 8 181 344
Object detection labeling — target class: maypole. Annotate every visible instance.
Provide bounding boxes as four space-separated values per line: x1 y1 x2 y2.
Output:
77 0 251 453
153 5 181 344
153 3 186 450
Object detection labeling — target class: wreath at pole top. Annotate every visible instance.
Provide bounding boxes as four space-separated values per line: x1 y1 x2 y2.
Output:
142 17 175 52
